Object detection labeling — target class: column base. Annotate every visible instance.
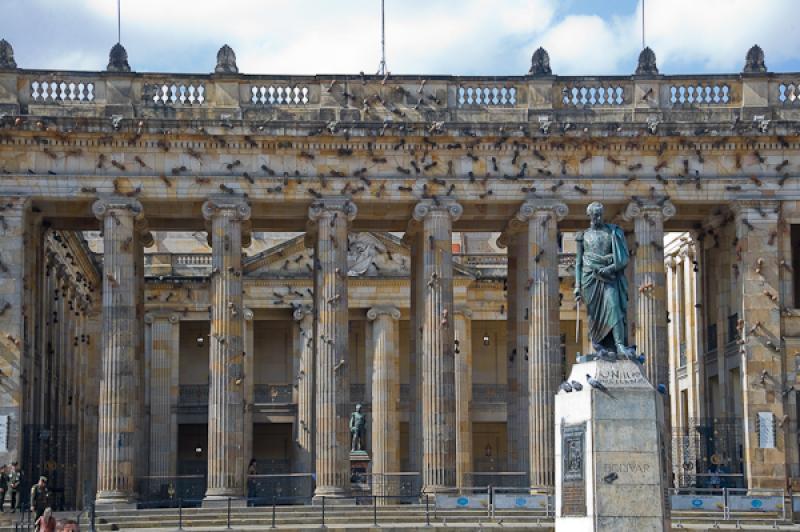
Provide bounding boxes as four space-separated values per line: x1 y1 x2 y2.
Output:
203 486 246 508
202 495 247 508
422 484 455 497
95 491 138 510
312 485 351 505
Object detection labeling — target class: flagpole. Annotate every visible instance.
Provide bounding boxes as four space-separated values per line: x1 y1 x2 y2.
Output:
117 0 121 43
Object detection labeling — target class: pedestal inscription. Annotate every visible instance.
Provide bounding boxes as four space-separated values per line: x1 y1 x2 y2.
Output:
561 423 586 516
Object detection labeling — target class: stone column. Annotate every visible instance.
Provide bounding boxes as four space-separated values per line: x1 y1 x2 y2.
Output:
145 312 180 483
93 197 150 505
624 198 675 487
733 201 788 489
201 197 251 502
308 198 357 499
409 199 462 494
453 307 473 489
506 200 567 489
293 306 314 474
501 234 521 475
623 200 675 386
0 197 29 467
242 308 254 486
406 231 423 480
368 305 401 503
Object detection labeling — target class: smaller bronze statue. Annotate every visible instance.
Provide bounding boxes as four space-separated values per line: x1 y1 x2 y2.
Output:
350 403 367 452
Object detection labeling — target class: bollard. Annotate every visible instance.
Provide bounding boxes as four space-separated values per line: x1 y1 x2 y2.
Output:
321 496 326 528
226 497 232 529
373 495 378 525
178 498 183 530
271 496 276 528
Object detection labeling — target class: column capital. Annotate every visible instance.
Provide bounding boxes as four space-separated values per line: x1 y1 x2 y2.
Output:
93 196 153 246
623 198 676 222
0 195 31 215
144 312 180 324
730 200 780 221
516 199 568 222
665 255 678 270
92 196 143 221
412 199 463 223
367 305 401 321
453 305 473 319
308 197 358 223
292 305 313 322
202 196 251 221
499 200 567 246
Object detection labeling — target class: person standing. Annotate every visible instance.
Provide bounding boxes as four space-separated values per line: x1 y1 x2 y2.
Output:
34 507 56 532
7 462 21 512
0 465 7 512
30 476 49 521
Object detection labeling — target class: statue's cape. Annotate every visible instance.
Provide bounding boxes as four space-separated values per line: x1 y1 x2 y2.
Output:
579 223 629 345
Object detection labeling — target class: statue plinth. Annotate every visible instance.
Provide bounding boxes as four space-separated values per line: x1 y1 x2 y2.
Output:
350 451 371 492
555 359 669 532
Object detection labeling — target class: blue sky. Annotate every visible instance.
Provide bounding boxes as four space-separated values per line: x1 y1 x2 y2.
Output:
2 0 798 76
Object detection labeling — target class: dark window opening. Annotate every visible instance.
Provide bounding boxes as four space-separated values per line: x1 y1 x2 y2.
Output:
792 225 800 307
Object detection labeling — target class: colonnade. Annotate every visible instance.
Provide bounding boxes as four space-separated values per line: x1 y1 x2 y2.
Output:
78 194 681 503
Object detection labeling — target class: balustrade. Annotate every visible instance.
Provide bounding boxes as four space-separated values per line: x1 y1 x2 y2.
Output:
6 71 789 117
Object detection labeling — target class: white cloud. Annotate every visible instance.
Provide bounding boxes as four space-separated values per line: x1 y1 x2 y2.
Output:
3 0 800 75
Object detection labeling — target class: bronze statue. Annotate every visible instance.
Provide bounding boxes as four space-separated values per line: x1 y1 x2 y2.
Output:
574 202 634 358
350 403 367 452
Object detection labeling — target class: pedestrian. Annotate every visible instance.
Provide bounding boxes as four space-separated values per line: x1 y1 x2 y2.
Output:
8 462 21 512
59 518 79 531
30 476 49 521
0 464 7 512
34 507 56 532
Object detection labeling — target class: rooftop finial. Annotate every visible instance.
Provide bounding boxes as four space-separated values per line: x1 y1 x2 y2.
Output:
743 44 767 74
107 42 131 73
0 39 17 70
529 47 552 76
635 46 658 76
215 44 238 74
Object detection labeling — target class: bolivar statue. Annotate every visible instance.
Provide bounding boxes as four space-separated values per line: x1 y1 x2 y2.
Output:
574 202 635 358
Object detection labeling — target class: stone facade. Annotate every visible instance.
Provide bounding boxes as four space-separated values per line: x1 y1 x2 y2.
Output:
0 41 799 508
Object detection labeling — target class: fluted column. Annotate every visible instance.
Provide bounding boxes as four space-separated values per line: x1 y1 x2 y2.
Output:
93 197 149 505
368 305 401 503
242 307 254 485
499 233 521 474
623 200 675 387
409 199 462 494
145 312 180 480
293 306 314 473
202 197 251 502
308 198 357 498
453 307 473 489
512 200 568 489
732 201 787 489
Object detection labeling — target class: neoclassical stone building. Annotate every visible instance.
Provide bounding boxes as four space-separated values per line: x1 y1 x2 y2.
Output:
0 38 799 509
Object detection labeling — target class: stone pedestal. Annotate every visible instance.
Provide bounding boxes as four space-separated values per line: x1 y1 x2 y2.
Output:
555 359 668 532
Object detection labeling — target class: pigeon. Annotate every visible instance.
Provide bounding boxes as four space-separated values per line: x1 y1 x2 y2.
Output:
570 380 583 391
636 354 646 365
603 472 618 484
559 381 573 393
657 383 667 395
586 374 607 392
